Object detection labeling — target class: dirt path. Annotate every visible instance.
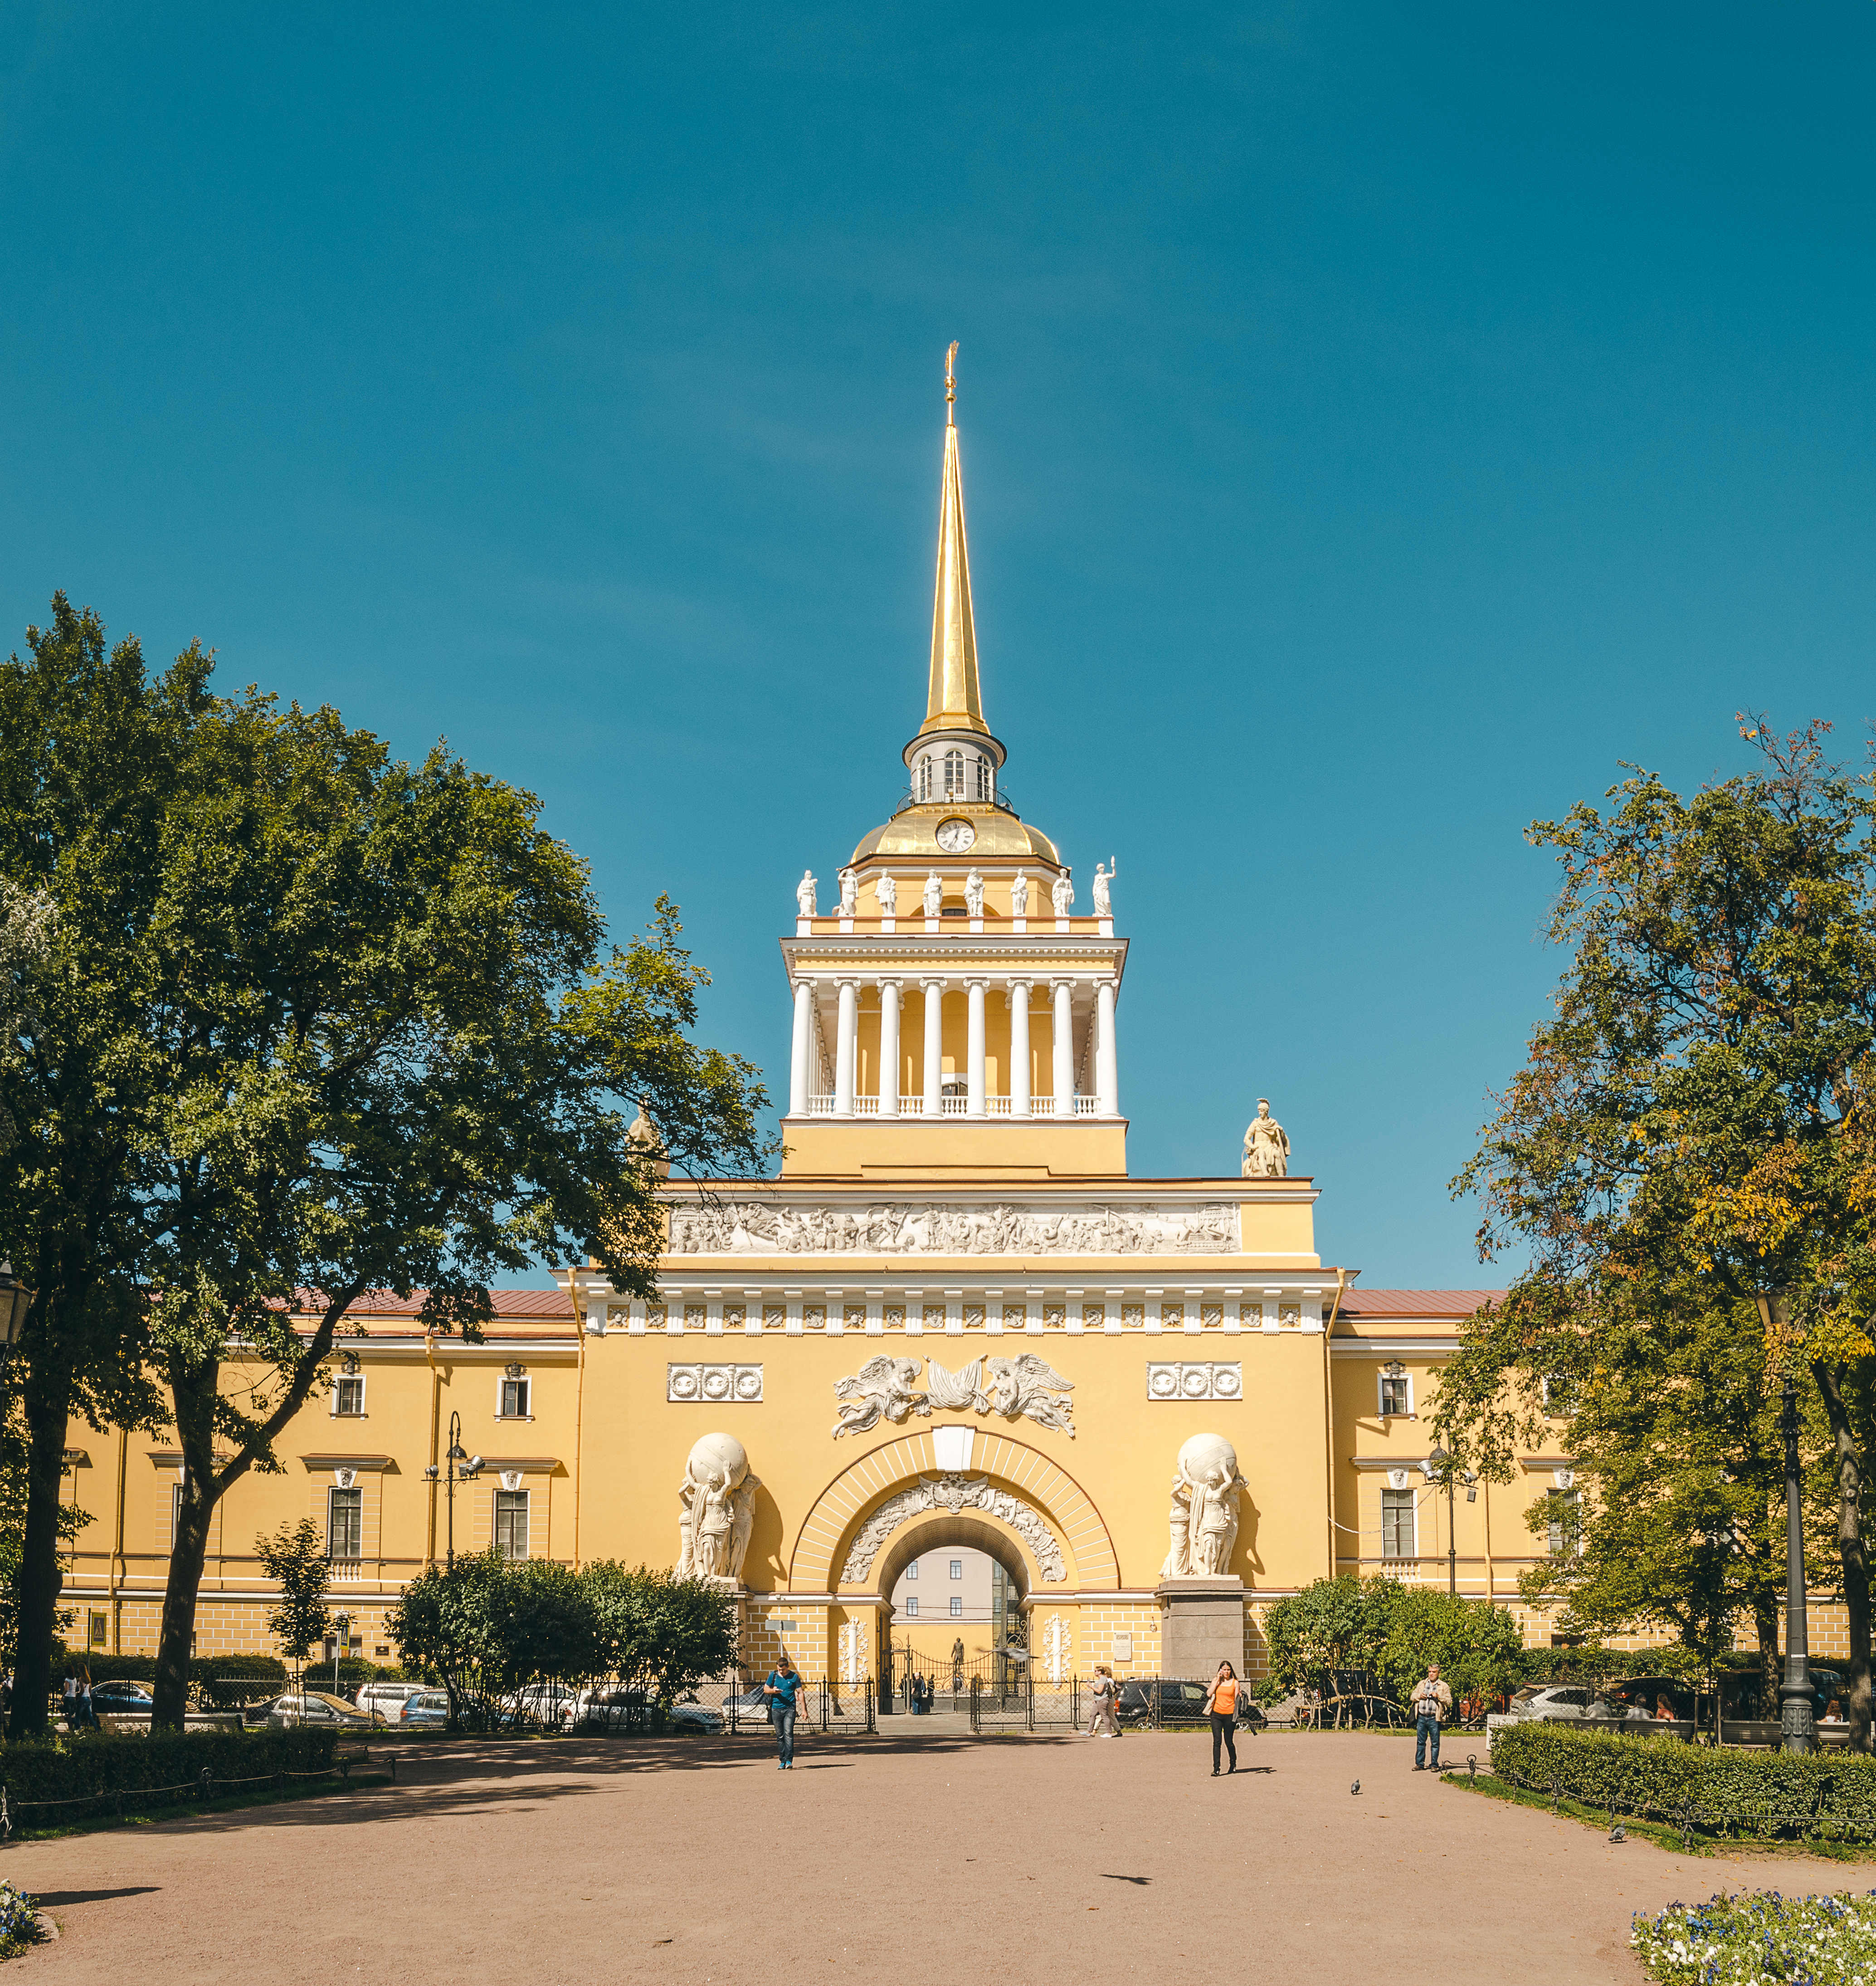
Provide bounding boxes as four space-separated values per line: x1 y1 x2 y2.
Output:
1 1728 1847 1984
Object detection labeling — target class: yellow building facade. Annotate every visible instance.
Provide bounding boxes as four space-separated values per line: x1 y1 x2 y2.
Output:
59 382 1614 1686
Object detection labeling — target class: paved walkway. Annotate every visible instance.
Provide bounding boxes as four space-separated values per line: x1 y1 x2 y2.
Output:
3 1728 1856 1984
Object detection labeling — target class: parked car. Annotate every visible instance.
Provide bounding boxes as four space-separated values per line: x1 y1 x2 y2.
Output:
257 1691 387 1730
356 1681 428 1720
668 1697 724 1733
1115 1680 1266 1730
565 1686 651 1733
501 1682 580 1729
89 1681 156 1715
399 1690 452 1728
727 1687 777 1721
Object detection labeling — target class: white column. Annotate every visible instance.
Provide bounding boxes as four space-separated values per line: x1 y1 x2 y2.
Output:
1051 979 1074 1115
922 978 945 1115
1096 977 1118 1117
1009 980 1031 1117
878 980 901 1117
789 979 814 1115
834 979 859 1116
966 979 987 1117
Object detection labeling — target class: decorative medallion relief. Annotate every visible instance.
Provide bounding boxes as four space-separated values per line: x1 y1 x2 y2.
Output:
668 1363 764 1404
838 1473 1066 1585
667 1200 1238 1256
1146 1362 1243 1402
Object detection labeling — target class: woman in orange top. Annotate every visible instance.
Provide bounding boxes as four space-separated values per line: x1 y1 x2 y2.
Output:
1206 1662 1240 1776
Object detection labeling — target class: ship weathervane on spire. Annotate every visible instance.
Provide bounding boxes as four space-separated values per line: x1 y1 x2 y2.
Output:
945 340 958 425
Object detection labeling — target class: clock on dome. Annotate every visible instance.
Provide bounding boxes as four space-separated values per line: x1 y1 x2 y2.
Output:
935 818 976 854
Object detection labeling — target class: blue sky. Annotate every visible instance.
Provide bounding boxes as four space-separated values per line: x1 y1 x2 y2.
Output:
4 3 1874 1286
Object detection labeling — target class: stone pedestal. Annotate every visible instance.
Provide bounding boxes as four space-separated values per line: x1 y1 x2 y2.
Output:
1156 1576 1245 1679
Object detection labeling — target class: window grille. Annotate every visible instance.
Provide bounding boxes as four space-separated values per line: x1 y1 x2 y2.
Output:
906 1559 919 1579
328 1486 363 1561
949 1559 962 1580
1381 1488 1415 1559
495 1489 529 1561
906 1595 919 1616
944 750 964 796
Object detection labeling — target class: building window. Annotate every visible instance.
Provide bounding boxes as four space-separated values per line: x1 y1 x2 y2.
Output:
949 1559 962 1580
1381 1487 1415 1559
944 749 964 796
495 1489 530 1561
950 1596 963 1617
1547 1489 1581 1556
906 1595 920 1617
327 1486 363 1561
170 1481 184 1548
332 1373 365 1417
906 1559 919 1579
500 1376 531 1419
974 758 991 801
1378 1368 1411 1417
1543 1373 1578 1416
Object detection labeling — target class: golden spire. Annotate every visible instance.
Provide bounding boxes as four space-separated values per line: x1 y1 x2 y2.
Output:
921 341 989 738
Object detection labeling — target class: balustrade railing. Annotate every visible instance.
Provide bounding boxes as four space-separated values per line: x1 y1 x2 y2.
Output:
806 1092 1104 1118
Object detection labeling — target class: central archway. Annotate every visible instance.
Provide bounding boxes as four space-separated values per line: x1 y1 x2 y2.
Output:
787 1424 1120 1594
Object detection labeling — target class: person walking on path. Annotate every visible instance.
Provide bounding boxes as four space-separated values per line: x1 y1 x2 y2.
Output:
1411 1665 1452 1771
1086 1665 1121 1738
763 1654 803 1770
1206 1662 1240 1776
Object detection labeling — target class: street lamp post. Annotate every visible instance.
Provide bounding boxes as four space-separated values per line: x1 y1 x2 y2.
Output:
1427 1447 1466 1597
1780 1376 1815 1754
426 1411 482 1571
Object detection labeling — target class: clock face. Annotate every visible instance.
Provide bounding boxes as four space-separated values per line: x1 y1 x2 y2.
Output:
936 818 976 853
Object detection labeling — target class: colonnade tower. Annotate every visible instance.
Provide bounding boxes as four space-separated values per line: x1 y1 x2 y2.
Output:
781 354 1126 1181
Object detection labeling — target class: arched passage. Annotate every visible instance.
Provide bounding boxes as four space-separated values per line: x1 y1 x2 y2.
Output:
787 1425 1120 1594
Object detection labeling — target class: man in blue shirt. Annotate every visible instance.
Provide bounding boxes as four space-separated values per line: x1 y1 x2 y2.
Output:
763 1655 803 1769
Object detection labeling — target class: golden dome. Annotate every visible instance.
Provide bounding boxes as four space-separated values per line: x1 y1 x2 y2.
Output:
848 804 1062 868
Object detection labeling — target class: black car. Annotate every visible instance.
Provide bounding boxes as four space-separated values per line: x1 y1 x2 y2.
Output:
1116 1680 1266 1731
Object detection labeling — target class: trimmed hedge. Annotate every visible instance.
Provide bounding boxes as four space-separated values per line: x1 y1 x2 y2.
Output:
1491 1722 1876 1838
0 1726 339 1810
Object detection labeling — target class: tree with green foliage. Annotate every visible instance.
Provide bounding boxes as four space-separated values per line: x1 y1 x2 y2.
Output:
1439 720 1876 1746
0 597 772 1733
582 1561 738 1707
1260 1576 1524 1718
254 1519 332 1688
0 599 206 1736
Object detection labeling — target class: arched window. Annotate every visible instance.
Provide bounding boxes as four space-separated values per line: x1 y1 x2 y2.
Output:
944 750 965 796
974 758 992 801
916 758 931 802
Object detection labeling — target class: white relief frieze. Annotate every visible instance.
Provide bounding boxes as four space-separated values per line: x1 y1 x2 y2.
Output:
838 1474 1067 1585
667 1200 1238 1256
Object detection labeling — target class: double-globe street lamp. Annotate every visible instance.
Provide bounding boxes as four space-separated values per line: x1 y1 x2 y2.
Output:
1756 1290 1815 1756
424 1411 482 1570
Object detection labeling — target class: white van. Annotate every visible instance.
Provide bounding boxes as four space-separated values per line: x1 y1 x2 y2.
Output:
356 1680 428 1719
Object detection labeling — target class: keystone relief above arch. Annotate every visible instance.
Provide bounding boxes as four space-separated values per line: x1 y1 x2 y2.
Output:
788 1426 1121 1595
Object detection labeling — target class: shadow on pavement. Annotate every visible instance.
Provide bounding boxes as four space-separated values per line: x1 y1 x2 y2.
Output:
32 1887 162 1905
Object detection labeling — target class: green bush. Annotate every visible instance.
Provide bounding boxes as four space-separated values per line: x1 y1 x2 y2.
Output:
0 1726 339 1812
1492 1723 1876 1837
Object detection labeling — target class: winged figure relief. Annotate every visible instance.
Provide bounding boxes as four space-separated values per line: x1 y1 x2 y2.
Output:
925 1357 989 1413
987 1353 1077 1438
831 1356 930 1439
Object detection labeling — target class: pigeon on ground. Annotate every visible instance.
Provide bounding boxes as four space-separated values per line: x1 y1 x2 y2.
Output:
1350 1780 1360 1795
1608 1823 1626 1844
